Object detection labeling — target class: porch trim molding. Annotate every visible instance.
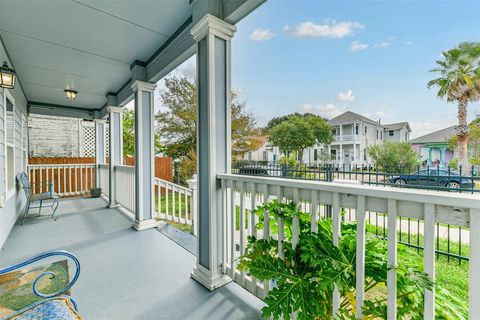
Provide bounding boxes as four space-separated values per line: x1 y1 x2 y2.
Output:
191 14 237 42
132 219 159 232
107 106 124 208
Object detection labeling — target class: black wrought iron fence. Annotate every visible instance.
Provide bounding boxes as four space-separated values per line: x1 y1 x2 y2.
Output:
232 161 479 193
232 160 479 263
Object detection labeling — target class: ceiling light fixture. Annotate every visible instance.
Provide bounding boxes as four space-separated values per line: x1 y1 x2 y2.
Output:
64 89 78 100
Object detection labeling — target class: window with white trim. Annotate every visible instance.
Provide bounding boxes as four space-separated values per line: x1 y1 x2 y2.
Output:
6 96 14 193
22 113 28 172
0 90 5 205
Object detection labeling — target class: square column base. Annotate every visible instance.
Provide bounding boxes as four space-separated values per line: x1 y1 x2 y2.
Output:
132 219 159 231
191 265 232 291
107 202 120 208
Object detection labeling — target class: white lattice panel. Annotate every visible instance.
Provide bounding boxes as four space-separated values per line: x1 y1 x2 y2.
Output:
82 122 96 157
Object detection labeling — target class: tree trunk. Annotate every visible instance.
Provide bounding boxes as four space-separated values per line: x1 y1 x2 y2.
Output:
457 99 470 175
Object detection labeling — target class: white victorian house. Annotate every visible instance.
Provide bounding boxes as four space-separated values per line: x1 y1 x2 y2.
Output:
304 111 412 166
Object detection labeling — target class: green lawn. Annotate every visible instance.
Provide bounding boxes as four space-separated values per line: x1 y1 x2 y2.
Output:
154 192 192 233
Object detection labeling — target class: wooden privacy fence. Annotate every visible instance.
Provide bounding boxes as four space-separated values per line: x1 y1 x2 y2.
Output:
28 157 173 198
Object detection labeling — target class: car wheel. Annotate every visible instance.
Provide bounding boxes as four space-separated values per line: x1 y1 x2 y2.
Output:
447 182 460 189
395 179 407 185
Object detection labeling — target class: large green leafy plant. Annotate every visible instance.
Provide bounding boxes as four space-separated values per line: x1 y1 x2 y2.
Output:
239 200 467 319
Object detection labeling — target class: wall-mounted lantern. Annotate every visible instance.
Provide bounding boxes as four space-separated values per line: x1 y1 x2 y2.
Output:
0 61 16 89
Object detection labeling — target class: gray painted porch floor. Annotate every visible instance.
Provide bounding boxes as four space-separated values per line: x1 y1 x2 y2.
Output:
0 197 264 319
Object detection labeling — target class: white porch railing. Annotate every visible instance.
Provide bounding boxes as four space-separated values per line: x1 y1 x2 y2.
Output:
114 165 136 214
98 164 109 196
28 164 96 197
97 164 196 234
153 177 196 234
218 173 480 318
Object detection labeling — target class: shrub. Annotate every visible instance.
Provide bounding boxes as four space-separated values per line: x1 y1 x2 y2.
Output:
239 200 468 319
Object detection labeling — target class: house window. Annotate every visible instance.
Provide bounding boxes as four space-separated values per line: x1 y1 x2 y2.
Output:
376 129 379 139
355 124 359 135
405 132 408 141
389 130 394 136
331 149 336 160
262 151 267 161
248 151 252 161
314 149 318 161
6 97 14 193
364 126 367 134
364 149 367 161
22 114 28 172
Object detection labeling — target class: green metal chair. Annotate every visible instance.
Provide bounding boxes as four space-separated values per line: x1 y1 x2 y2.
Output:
17 172 60 225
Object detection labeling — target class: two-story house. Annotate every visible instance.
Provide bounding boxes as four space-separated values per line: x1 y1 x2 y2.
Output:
303 112 412 166
384 122 411 143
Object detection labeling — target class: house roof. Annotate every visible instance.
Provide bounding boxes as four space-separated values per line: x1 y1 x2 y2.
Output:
408 126 456 144
384 122 411 132
327 111 381 126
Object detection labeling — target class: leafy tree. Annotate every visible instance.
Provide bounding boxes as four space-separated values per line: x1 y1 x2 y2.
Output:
122 109 135 157
368 142 420 173
265 112 327 131
428 42 480 174
155 76 259 162
268 116 332 160
122 109 163 157
239 200 468 320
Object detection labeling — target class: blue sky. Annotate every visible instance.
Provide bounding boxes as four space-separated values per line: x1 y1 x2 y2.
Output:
159 0 480 138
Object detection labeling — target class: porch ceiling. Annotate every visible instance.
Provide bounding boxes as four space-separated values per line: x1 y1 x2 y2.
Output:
0 0 192 111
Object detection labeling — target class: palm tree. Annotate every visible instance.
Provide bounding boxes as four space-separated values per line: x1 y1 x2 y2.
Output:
428 42 480 174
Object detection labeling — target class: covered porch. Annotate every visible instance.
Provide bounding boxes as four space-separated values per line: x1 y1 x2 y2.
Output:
0 197 263 319
0 1 480 319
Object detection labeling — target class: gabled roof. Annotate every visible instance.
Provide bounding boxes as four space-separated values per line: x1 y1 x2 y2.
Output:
384 122 411 132
327 111 380 126
408 126 456 144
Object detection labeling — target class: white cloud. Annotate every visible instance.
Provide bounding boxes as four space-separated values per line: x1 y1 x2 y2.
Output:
250 28 276 41
350 41 368 51
373 36 395 48
373 41 390 48
283 20 364 39
337 90 355 103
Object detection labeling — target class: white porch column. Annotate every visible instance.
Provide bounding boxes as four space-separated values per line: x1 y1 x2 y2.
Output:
107 107 123 208
94 119 107 187
190 14 236 290
131 81 158 231
353 143 357 166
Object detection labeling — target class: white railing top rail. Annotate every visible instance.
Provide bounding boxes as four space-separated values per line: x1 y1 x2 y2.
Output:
98 164 109 169
154 176 193 194
114 164 135 172
28 163 95 167
218 173 479 227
